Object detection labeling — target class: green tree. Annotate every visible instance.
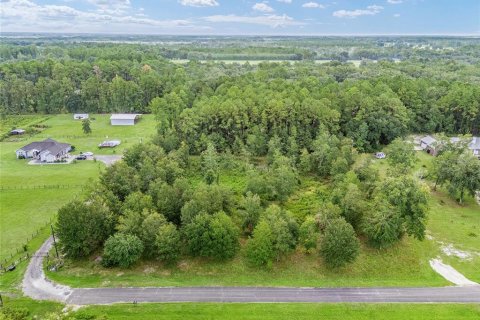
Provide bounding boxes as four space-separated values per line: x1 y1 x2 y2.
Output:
140 212 167 258
246 220 275 267
100 162 139 201
387 138 415 171
363 200 403 248
56 200 113 258
320 218 360 268
239 192 263 234
155 222 181 264
81 118 92 135
448 152 480 204
201 142 219 185
380 176 429 240
183 212 239 260
102 233 144 268
299 216 319 253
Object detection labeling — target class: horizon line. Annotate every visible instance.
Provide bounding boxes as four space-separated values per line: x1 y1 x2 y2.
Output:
1 31 479 38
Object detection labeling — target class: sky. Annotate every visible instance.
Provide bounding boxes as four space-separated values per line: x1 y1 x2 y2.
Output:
1 0 479 35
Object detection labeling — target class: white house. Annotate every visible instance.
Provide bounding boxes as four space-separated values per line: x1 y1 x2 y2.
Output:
74 113 89 120
469 137 480 159
110 114 141 126
16 138 71 162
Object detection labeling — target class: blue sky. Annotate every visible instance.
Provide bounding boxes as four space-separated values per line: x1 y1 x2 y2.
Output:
1 0 479 35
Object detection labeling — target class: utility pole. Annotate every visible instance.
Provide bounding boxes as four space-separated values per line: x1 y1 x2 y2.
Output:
51 225 59 259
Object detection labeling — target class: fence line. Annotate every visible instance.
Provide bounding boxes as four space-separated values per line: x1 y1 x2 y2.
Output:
0 184 84 191
0 215 56 274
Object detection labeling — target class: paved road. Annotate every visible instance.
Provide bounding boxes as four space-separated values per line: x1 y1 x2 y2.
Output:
23 238 480 305
68 286 480 305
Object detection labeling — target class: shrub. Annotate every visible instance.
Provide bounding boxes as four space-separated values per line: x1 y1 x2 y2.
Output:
155 223 181 264
102 234 144 268
183 212 239 260
320 218 359 268
246 220 275 267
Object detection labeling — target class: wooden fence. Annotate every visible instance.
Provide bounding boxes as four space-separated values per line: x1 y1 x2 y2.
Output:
0 216 55 274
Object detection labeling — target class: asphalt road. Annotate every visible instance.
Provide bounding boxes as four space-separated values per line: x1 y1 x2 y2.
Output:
23 238 480 305
68 286 480 305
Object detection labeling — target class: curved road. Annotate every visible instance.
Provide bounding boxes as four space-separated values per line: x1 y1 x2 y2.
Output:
23 238 480 305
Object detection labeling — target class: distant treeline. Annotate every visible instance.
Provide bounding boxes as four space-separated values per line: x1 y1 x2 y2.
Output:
0 40 479 153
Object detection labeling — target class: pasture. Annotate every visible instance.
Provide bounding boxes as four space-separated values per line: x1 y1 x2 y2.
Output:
0 114 156 262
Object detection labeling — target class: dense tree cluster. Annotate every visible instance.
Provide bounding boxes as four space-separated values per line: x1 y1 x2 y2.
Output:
44 38 479 271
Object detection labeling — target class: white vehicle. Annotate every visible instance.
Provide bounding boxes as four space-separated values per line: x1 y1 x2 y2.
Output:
83 152 94 156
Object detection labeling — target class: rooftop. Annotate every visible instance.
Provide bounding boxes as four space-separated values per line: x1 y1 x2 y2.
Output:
110 114 141 120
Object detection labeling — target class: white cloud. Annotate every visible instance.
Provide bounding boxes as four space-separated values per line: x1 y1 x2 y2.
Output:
333 5 384 18
86 0 131 15
204 14 304 28
179 0 219 7
253 3 275 13
393 13 400 17
387 0 403 4
302 2 325 9
0 0 201 33
277 0 292 3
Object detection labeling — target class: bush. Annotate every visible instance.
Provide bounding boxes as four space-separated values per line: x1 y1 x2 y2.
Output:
320 218 359 268
246 220 275 267
362 203 403 248
155 223 181 264
183 212 239 260
0 306 29 320
102 234 144 268
299 216 319 253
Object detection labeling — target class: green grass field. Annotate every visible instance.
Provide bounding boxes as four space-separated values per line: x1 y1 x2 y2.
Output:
26 114 157 154
72 303 480 320
47 234 446 288
2 299 479 320
0 114 156 262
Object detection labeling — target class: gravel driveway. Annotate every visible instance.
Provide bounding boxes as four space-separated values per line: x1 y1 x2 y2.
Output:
92 155 122 166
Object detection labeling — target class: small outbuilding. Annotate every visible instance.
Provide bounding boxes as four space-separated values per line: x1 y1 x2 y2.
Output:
420 135 439 156
110 114 141 126
469 137 480 159
74 113 89 120
98 140 121 148
10 129 25 135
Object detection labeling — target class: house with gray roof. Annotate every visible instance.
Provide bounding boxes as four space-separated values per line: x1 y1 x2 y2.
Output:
469 137 480 159
16 138 71 162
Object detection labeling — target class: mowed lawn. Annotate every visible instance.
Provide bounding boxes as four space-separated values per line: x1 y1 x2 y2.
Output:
31 114 157 154
0 114 158 261
77 303 480 320
2 298 480 320
0 144 103 260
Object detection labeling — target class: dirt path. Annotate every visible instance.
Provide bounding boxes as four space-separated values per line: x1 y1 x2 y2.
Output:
22 237 72 302
429 259 478 286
